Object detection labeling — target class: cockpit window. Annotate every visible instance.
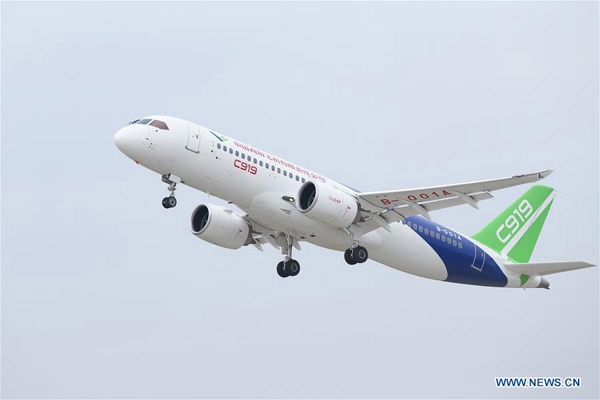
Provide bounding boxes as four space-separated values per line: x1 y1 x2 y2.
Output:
149 119 169 130
134 118 152 125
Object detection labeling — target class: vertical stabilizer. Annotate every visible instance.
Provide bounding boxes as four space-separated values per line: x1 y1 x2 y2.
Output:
472 185 556 263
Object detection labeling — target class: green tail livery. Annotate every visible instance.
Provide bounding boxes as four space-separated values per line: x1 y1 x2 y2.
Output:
472 185 555 263
470 185 594 288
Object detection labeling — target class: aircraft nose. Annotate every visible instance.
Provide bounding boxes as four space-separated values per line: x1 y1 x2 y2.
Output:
114 127 135 157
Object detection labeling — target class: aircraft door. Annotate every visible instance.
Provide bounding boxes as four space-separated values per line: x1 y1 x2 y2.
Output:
471 244 486 271
186 125 201 153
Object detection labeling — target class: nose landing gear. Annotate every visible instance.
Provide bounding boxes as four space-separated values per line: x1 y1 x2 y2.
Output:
161 174 179 209
344 245 368 265
162 196 177 209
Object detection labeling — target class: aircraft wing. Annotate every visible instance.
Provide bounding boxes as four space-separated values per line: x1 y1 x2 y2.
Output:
355 170 552 234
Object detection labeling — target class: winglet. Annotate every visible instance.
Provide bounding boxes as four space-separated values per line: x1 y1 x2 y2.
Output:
511 169 552 181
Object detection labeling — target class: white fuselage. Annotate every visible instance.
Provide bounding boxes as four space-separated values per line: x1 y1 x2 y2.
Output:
114 115 536 288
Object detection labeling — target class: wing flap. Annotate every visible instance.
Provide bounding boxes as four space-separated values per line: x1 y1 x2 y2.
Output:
356 192 493 235
506 261 595 276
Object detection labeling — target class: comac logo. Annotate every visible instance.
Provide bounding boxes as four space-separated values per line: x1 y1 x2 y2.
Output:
496 199 533 243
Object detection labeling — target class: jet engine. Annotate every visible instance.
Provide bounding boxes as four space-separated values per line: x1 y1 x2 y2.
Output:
297 181 360 228
190 204 252 249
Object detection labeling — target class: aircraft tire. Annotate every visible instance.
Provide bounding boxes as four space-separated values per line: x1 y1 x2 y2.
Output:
354 246 369 263
286 259 300 276
167 196 177 208
277 261 289 278
344 249 357 265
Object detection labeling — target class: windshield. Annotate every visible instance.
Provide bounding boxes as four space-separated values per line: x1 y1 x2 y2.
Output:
149 119 169 130
128 118 169 130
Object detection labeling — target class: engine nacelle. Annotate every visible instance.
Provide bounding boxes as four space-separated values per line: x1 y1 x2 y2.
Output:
297 181 360 228
190 204 252 249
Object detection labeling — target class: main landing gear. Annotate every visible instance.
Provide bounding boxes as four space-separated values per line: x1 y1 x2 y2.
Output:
277 259 300 278
344 244 369 265
161 174 178 209
277 234 301 278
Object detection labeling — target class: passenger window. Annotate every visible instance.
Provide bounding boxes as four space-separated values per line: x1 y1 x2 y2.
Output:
419 226 423 233
235 151 239 157
296 175 299 181
424 228 429 234
277 168 281 174
302 178 306 183
289 174 293 179
442 236 446 242
458 242 463 249
260 161 263 167
430 231 435 237
265 163 269 169
283 171 287 177
253 158 257 164
229 148 233 154
217 143 221 149
272 166 275 171
241 153 245 159
223 146 228 152
149 120 169 130
413 224 418 231
436 233 440 239
453 240 457 247
407 221 412 227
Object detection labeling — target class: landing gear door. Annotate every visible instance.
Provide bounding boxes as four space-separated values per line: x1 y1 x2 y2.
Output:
471 244 486 272
186 125 201 153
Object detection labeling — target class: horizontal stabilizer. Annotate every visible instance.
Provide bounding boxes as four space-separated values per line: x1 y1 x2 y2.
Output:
506 261 595 276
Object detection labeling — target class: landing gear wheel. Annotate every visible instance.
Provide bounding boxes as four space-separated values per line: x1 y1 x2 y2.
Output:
277 261 289 278
354 246 369 263
162 196 177 209
166 196 177 208
286 259 300 276
344 249 357 265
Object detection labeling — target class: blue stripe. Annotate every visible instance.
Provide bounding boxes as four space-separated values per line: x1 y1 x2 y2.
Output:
406 216 507 287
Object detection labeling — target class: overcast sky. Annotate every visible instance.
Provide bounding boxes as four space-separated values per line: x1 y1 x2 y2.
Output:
1 2 598 399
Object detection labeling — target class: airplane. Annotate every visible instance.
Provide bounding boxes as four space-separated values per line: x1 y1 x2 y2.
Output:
114 115 595 288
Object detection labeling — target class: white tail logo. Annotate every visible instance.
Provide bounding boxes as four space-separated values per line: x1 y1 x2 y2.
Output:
495 199 533 244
